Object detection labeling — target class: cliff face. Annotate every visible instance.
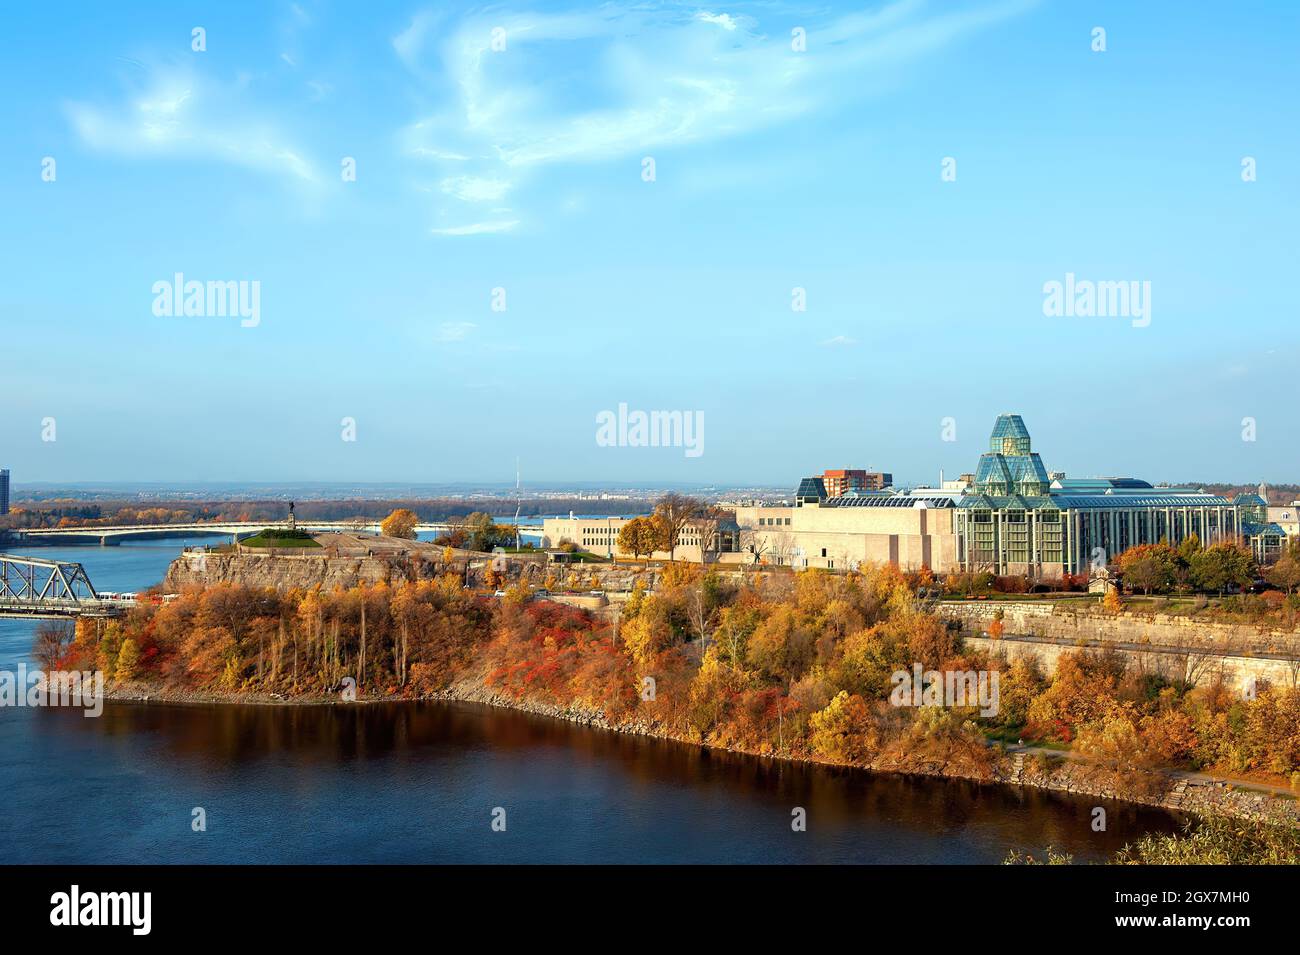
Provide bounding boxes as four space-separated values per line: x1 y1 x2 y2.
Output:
161 550 663 593
164 551 465 592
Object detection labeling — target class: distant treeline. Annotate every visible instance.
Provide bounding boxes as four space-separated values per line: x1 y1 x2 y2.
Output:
0 497 651 530
1199 484 1300 503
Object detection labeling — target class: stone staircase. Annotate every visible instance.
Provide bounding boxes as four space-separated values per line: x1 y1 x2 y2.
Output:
1009 752 1026 784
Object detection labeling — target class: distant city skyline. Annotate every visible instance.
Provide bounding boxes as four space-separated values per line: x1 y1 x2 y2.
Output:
3 1 1296 484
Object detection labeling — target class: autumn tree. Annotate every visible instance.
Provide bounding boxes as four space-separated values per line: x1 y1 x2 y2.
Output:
1266 543 1300 594
1190 541 1256 596
659 559 700 590
115 638 141 683
747 605 815 684
97 621 124 681
691 506 731 565
651 493 701 562
617 517 659 564
33 621 74 671
1115 543 1178 595
1177 533 1203 566
457 512 510 552
620 595 676 666
380 508 419 539
809 691 879 763
686 583 716 648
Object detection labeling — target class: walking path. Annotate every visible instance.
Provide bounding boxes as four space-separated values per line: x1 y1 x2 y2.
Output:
1006 743 1296 798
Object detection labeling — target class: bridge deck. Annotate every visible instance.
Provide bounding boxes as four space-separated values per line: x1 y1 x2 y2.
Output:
0 597 131 619
8 520 546 541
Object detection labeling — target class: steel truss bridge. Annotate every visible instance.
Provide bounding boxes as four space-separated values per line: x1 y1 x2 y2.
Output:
0 554 132 619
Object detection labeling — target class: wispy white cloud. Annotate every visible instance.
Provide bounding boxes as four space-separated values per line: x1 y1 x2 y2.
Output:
440 175 512 202
821 335 858 347
395 0 1035 231
411 145 471 161
393 10 443 69
434 321 477 341
430 220 519 236
66 65 319 183
695 12 739 31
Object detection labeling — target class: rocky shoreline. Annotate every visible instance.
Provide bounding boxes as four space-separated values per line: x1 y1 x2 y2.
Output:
102 680 1300 827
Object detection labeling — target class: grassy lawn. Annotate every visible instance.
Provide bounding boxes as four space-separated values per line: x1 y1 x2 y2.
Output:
983 726 1070 750
939 592 1093 602
240 530 321 548
984 726 1021 744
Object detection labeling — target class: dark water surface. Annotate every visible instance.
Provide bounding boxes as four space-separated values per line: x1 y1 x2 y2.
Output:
0 538 1184 864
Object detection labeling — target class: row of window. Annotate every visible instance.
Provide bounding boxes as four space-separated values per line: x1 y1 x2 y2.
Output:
961 506 1239 570
969 509 1061 524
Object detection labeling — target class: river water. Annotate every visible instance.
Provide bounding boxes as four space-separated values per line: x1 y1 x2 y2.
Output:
0 539 1183 864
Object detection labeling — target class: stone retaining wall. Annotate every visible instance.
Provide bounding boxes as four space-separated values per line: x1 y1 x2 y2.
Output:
966 636 1296 691
941 600 1300 657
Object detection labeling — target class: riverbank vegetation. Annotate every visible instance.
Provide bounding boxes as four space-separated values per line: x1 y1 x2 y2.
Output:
54 564 1300 796
1007 813 1300 865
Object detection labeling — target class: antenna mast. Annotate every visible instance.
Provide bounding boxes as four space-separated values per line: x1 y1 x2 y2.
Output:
514 457 522 549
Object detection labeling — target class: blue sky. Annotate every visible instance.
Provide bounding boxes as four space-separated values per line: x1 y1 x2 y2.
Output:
1 0 1296 487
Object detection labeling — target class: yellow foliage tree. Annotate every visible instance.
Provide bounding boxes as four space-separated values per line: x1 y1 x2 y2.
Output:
380 508 419 540
659 560 700 590
809 691 879 763
617 517 659 564
621 596 674 666
115 637 141 684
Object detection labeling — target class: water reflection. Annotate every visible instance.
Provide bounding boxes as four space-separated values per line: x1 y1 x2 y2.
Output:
4 700 1183 864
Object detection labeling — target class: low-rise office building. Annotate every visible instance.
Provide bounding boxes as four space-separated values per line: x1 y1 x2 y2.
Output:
540 514 739 563
733 495 959 572
821 469 891 496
